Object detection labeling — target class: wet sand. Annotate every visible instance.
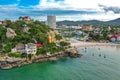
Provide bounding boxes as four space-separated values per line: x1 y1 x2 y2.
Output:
70 40 120 47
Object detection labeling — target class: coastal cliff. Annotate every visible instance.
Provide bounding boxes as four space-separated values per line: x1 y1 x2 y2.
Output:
0 48 82 69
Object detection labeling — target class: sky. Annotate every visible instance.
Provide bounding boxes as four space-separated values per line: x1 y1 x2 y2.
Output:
0 0 120 21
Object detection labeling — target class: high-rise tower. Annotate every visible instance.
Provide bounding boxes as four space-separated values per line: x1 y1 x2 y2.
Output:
47 15 56 29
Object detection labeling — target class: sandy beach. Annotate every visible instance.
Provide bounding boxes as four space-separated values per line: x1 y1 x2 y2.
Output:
70 40 120 47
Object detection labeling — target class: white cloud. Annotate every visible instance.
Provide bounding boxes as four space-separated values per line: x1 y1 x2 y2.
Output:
99 0 120 7
32 12 120 21
0 4 19 11
35 0 65 10
81 13 120 21
32 0 120 21
35 0 120 11
64 0 100 9
1 0 120 21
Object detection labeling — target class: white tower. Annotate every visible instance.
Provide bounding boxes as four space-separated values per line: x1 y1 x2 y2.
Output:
47 15 56 29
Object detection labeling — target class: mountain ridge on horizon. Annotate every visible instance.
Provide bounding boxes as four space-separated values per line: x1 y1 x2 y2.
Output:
57 18 120 27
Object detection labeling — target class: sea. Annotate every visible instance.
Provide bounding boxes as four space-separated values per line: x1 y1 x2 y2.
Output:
0 45 120 80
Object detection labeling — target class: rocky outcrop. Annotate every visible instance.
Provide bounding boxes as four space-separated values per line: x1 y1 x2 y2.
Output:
0 48 82 69
0 55 60 69
22 27 30 33
65 48 83 57
6 28 16 39
0 57 27 69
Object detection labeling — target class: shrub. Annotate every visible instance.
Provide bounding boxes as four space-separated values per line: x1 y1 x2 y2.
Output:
55 34 62 40
8 53 21 58
60 41 70 47
36 48 46 55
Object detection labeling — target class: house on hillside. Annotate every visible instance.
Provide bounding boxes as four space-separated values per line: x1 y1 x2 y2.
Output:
11 43 25 53
11 43 37 54
18 16 31 21
25 43 37 54
23 16 31 21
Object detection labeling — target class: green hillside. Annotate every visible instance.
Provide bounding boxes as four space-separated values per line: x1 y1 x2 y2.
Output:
0 19 53 53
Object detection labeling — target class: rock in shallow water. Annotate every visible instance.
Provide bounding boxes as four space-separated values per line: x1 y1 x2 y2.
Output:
65 48 83 57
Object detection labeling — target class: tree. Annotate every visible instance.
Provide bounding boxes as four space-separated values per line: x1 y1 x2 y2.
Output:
55 34 62 40
3 43 13 53
60 41 70 47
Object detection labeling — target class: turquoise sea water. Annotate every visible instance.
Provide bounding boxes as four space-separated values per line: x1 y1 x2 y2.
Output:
0 45 120 80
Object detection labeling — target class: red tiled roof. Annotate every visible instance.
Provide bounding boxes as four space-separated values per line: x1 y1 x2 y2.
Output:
110 35 117 38
23 16 30 19
36 43 42 47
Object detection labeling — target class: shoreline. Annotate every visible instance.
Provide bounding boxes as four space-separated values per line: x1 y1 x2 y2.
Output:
70 41 120 47
0 48 82 69
0 41 119 69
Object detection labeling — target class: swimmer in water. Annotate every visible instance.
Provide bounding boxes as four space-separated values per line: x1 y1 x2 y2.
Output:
99 54 101 57
98 48 100 50
92 53 94 56
104 55 106 58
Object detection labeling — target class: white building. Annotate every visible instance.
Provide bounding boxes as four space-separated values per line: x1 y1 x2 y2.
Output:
117 34 120 42
46 15 56 29
11 43 37 54
25 43 37 54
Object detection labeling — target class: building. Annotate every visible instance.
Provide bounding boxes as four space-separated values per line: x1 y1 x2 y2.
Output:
19 16 31 21
36 43 42 47
11 43 25 53
11 43 37 54
23 16 31 21
82 25 93 31
107 26 111 31
116 33 120 42
46 15 56 29
110 35 117 42
25 43 37 54
94 27 101 34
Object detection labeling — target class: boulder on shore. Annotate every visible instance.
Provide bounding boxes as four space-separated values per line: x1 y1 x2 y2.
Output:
65 48 83 57
48 57 58 61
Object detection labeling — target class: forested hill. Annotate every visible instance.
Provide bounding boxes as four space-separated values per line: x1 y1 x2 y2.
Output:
0 20 52 53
